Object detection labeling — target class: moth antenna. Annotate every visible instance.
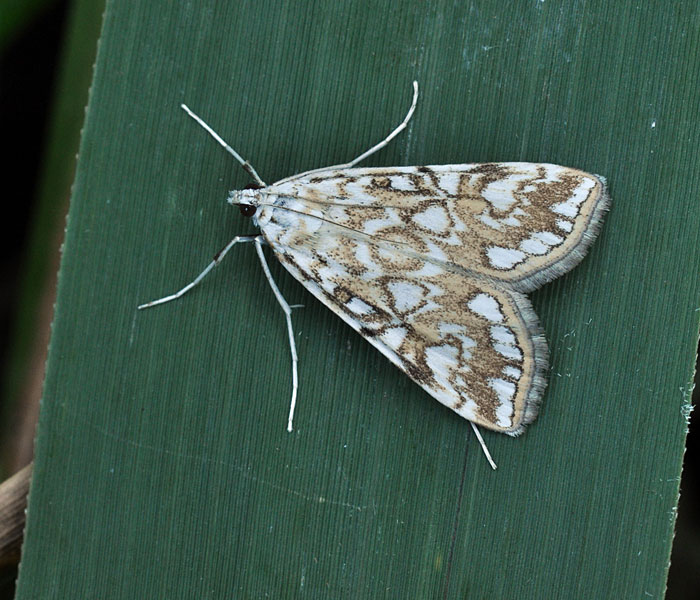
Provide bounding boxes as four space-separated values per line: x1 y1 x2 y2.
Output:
180 103 267 188
346 80 419 167
272 80 420 186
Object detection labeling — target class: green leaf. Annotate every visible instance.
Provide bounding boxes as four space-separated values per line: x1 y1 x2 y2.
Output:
17 2 700 598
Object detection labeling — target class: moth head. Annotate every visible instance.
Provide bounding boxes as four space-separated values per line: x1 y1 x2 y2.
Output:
228 183 263 218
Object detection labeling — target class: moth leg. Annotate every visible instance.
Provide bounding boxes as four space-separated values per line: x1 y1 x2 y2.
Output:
137 235 258 309
254 236 299 433
180 104 267 188
469 423 497 470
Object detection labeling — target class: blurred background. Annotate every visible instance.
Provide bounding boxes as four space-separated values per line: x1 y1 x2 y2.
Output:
0 1 697 597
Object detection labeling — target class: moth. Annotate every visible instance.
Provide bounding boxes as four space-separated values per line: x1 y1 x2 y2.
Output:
139 82 609 468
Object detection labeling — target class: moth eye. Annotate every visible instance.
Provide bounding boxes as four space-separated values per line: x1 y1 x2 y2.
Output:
244 182 263 190
239 203 256 217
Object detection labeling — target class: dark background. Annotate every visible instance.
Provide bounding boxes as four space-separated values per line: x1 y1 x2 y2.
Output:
0 2 697 597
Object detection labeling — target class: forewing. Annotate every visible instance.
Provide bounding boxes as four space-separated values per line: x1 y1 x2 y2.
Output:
269 163 609 292
260 212 548 434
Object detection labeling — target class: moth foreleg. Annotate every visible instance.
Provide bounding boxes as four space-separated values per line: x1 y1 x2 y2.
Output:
137 235 258 309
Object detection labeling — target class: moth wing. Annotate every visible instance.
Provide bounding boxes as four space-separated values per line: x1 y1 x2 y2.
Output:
270 163 609 293
260 214 548 434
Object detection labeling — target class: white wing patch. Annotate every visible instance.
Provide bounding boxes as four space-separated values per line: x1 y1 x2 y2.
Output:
387 281 424 311
487 247 527 270
412 205 450 232
468 293 505 322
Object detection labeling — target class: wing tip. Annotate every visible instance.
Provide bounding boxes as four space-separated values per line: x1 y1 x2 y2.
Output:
513 172 611 293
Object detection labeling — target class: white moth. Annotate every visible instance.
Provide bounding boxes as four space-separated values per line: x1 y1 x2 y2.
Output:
139 82 609 469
